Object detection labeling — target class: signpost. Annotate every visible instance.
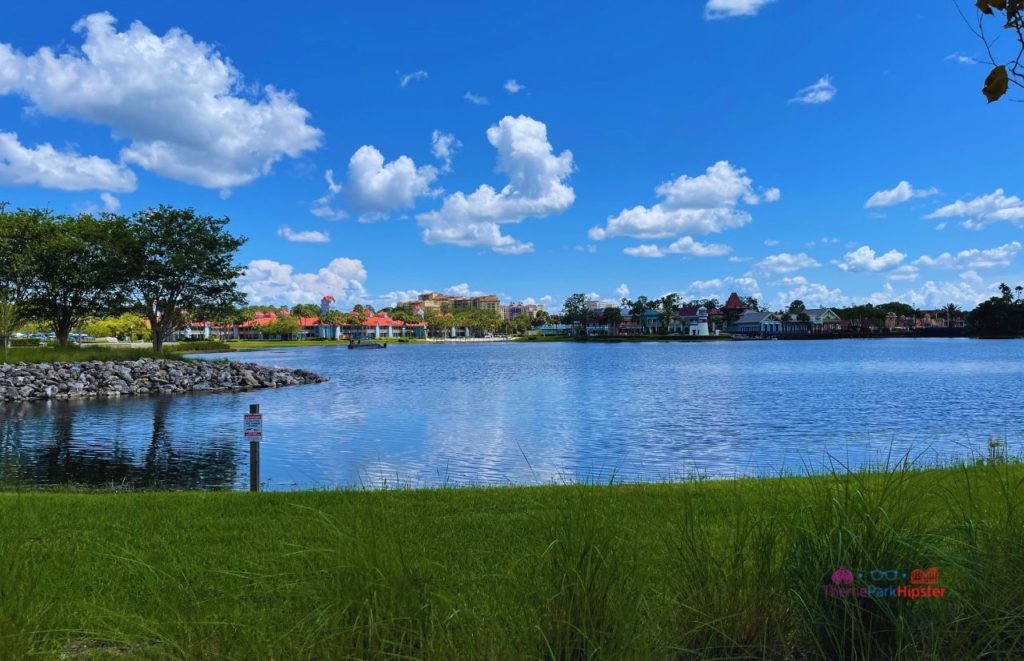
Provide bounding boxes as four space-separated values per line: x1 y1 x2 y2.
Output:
245 404 262 492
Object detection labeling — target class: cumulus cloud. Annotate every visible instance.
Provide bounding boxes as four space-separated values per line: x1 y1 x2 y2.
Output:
431 130 461 172
0 13 322 191
590 161 777 241
871 279 991 309
311 170 347 220
756 252 820 274
0 131 136 192
683 275 762 301
926 189 1024 229
789 76 836 104
864 180 939 208
464 91 489 105
945 53 976 64
914 241 1021 270
100 192 120 212
616 283 630 299
704 0 774 19
398 70 428 87
773 276 848 307
623 236 732 258
837 245 906 272
504 79 525 94
444 282 485 297
277 226 330 243
886 265 920 282
240 258 367 306
417 115 575 254
312 146 439 221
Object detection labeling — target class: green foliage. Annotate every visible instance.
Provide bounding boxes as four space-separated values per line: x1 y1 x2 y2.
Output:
262 315 301 339
290 303 320 318
83 313 151 341
967 283 1024 335
562 293 589 336
0 463 1023 658
124 205 247 352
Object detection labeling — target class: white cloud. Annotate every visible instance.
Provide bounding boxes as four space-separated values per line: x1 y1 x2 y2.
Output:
398 70 428 87
756 252 820 274
311 170 347 220
886 265 920 282
343 146 439 217
926 189 1024 229
872 279 991 309
623 244 665 258
444 282 484 297
728 255 751 263
763 239 780 246
763 187 781 202
914 241 1021 270
590 161 776 241
960 270 984 286
100 192 120 211
575 244 597 253
464 91 489 105
789 76 836 105
431 130 461 172
277 226 330 244
864 180 939 208
704 0 774 19
417 115 574 254
240 258 367 306
504 79 525 94
945 53 976 64
683 275 762 302
837 245 906 272
0 131 136 192
616 283 630 299
0 13 322 190
773 276 848 307
624 236 732 258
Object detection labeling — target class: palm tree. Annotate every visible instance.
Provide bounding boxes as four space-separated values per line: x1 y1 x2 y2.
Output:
943 302 960 328
659 293 679 334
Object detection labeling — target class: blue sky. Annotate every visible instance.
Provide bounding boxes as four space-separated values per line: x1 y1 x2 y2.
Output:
1 1 1022 311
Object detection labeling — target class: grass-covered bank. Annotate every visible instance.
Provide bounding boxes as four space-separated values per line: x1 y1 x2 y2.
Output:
2 462 1023 659
0 341 232 364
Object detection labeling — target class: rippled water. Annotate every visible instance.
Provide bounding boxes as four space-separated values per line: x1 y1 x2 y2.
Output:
1 339 1022 490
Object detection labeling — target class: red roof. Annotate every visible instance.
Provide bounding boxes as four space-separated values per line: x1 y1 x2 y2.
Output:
364 312 404 327
723 292 747 310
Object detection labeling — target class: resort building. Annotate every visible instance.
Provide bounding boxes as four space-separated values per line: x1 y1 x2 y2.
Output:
319 295 336 316
728 311 782 336
507 301 545 320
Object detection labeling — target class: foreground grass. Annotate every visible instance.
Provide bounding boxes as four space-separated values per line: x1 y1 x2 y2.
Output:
1 461 1023 659
0 342 233 364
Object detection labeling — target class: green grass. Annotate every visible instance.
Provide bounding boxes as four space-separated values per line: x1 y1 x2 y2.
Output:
1 460 1022 658
0 341 234 364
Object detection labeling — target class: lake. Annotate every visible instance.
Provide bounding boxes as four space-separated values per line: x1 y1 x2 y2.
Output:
1 338 1022 490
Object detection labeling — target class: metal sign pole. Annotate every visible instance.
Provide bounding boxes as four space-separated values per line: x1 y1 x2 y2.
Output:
244 403 262 492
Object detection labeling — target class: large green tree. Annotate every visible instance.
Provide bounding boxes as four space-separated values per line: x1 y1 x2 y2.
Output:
562 293 589 336
0 204 47 348
659 293 679 334
23 212 132 347
291 303 320 318
124 206 247 353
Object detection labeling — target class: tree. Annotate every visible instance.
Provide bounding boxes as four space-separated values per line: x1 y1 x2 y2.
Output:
602 306 622 334
0 204 47 348
291 303 320 318
124 206 247 353
562 293 589 336
84 313 151 341
320 310 346 327
0 295 16 358
743 296 760 312
659 293 679 334
944 302 961 327
264 315 301 339
963 1 1024 102
23 213 132 347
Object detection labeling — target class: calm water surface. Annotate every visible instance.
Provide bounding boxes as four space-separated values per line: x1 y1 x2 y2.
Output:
1 339 1022 490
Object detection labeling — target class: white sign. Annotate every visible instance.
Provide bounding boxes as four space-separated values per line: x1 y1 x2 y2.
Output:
244 413 263 440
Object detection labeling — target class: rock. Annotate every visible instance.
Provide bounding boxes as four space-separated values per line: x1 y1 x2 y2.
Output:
0 358 327 403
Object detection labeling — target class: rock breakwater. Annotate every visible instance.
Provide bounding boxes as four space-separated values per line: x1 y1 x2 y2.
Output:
0 358 327 403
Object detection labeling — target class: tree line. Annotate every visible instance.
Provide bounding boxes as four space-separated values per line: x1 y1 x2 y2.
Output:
0 204 246 352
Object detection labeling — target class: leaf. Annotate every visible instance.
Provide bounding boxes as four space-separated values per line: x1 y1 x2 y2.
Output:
977 0 994 14
983 65 1009 102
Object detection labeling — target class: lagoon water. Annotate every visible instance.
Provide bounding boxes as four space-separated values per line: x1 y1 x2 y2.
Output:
2 338 1022 490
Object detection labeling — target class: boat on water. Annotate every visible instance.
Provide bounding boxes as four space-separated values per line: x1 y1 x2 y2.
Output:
347 339 387 350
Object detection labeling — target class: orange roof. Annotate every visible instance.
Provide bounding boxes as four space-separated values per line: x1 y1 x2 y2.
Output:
364 313 404 327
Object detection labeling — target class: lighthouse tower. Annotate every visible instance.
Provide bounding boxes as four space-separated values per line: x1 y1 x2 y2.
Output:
692 306 710 336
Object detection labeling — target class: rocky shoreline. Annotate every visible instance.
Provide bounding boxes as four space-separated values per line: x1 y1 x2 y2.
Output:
0 358 328 403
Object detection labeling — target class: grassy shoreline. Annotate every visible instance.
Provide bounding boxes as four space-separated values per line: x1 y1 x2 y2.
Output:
2 461 1022 658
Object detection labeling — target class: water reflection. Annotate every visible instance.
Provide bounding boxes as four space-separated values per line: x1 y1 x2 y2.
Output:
1 339 1022 490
